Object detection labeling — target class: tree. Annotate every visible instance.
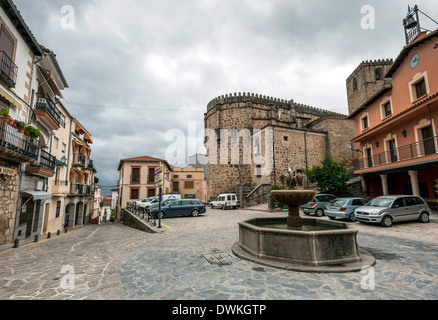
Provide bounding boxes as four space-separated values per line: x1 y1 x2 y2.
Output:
304 156 351 196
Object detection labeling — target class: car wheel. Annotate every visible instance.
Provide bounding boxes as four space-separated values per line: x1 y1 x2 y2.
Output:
328 216 336 220
315 208 324 217
210 205 214 209
380 215 393 227
191 209 199 217
418 212 430 223
348 213 357 222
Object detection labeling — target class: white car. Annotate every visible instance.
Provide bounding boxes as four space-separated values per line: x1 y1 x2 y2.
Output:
210 193 239 210
144 194 182 209
136 197 157 208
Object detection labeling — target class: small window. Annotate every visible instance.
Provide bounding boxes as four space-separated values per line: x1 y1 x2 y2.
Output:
353 77 358 92
186 174 192 179
184 181 194 189
56 201 61 218
392 198 405 208
255 165 262 178
415 79 427 100
375 68 383 81
62 143 66 153
130 188 140 200
173 175 179 179
362 116 369 130
284 136 288 141
383 102 392 118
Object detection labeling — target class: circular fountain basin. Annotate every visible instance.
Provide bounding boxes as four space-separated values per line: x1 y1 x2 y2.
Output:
232 217 375 273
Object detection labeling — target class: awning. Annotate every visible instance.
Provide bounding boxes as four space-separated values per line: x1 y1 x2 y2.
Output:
56 159 67 167
0 87 23 111
37 66 64 99
21 190 52 200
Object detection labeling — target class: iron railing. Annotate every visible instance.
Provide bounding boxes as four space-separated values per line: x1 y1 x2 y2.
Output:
0 51 18 87
125 202 156 224
354 136 438 171
0 117 38 160
35 94 64 127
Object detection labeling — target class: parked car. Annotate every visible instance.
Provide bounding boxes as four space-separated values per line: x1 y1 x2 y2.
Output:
143 194 181 209
136 197 157 208
150 199 206 218
354 195 431 227
301 194 337 217
147 198 178 214
210 194 239 210
325 197 369 222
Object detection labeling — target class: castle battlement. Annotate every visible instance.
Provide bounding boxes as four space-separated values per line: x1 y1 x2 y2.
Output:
346 58 394 82
206 92 341 117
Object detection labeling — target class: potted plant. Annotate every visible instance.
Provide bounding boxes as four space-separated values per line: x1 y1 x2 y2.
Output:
1 107 11 122
17 121 25 133
29 127 41 139
24 125 33 137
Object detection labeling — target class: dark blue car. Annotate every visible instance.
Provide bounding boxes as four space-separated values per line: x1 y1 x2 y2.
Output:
150 199 206 218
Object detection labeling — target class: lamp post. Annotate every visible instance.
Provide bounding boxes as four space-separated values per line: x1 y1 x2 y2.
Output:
158 187 162 228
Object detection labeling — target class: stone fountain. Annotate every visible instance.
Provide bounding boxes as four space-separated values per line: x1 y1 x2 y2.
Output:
232 168 375 272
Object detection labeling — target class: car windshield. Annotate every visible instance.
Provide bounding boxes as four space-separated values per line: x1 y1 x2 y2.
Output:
366 197 394 207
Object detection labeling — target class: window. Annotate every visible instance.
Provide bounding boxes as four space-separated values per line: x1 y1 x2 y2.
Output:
148 168 155 183
186 174 192 179
415 79 427 100
172 181 180 192
353 77 358 92
366 148 373 167
392 198 405 208
53 137 59 149
131 167 140 183
383 102 392 118
362 116 369 130
62 143 66 153
254 138 260 155
284 136 288 141
255 165 262 178
173 175 179 178
375 68 383 81
130 188 140 200
56 201 61 218
184 181 194 189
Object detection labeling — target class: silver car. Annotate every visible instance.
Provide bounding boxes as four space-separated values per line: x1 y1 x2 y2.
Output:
354 195 431 227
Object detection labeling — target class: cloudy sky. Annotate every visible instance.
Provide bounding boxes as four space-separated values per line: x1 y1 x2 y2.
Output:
13 0 438 195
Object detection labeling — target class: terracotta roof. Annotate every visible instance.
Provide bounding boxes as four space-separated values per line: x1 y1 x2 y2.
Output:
120 156 167 162
386 29 438 78
117 156 170 171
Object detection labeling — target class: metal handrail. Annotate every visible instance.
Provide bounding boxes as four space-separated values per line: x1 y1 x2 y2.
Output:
0 117 38 160
354 136 438 170
0 51 18 87
35 94 64 127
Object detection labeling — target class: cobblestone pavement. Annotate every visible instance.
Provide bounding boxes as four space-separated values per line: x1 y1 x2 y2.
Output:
0 208 438 300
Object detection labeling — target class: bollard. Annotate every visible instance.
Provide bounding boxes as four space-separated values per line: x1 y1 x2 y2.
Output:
13 238 19 248
34 234 39 243
47 232 51 239
65 228 68 233
57 230 60 236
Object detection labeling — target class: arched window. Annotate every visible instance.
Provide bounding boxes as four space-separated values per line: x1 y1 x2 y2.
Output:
375 68 383 81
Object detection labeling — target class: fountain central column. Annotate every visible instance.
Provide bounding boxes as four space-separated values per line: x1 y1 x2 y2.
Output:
287 204 302 229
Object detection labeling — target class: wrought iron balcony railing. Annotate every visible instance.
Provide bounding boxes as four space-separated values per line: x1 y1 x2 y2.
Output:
0 117 38 161
0 51 18 87
35 94 64 127
354 136 438 171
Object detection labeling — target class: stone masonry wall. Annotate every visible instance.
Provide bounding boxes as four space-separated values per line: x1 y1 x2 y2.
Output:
0 160 20 245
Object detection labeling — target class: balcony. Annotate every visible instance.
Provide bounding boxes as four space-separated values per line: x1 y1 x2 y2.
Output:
0 51 18 88
0 117 38 163
354 136 438 172
26 149 56 178
34 95 64 130
70 183 92 196
72 152 86 167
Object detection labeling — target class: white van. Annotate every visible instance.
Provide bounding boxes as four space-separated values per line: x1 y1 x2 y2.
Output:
210 194 239 210
145 194 181 208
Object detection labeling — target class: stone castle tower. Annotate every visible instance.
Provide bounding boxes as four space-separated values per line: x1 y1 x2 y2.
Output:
203 92 356 203
346 59 394 115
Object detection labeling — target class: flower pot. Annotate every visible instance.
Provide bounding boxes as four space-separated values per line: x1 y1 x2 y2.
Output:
24 130 30 136
18 128 24 133
2 115 11 122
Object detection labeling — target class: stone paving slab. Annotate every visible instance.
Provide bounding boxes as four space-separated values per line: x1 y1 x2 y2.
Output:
0 208 437 300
